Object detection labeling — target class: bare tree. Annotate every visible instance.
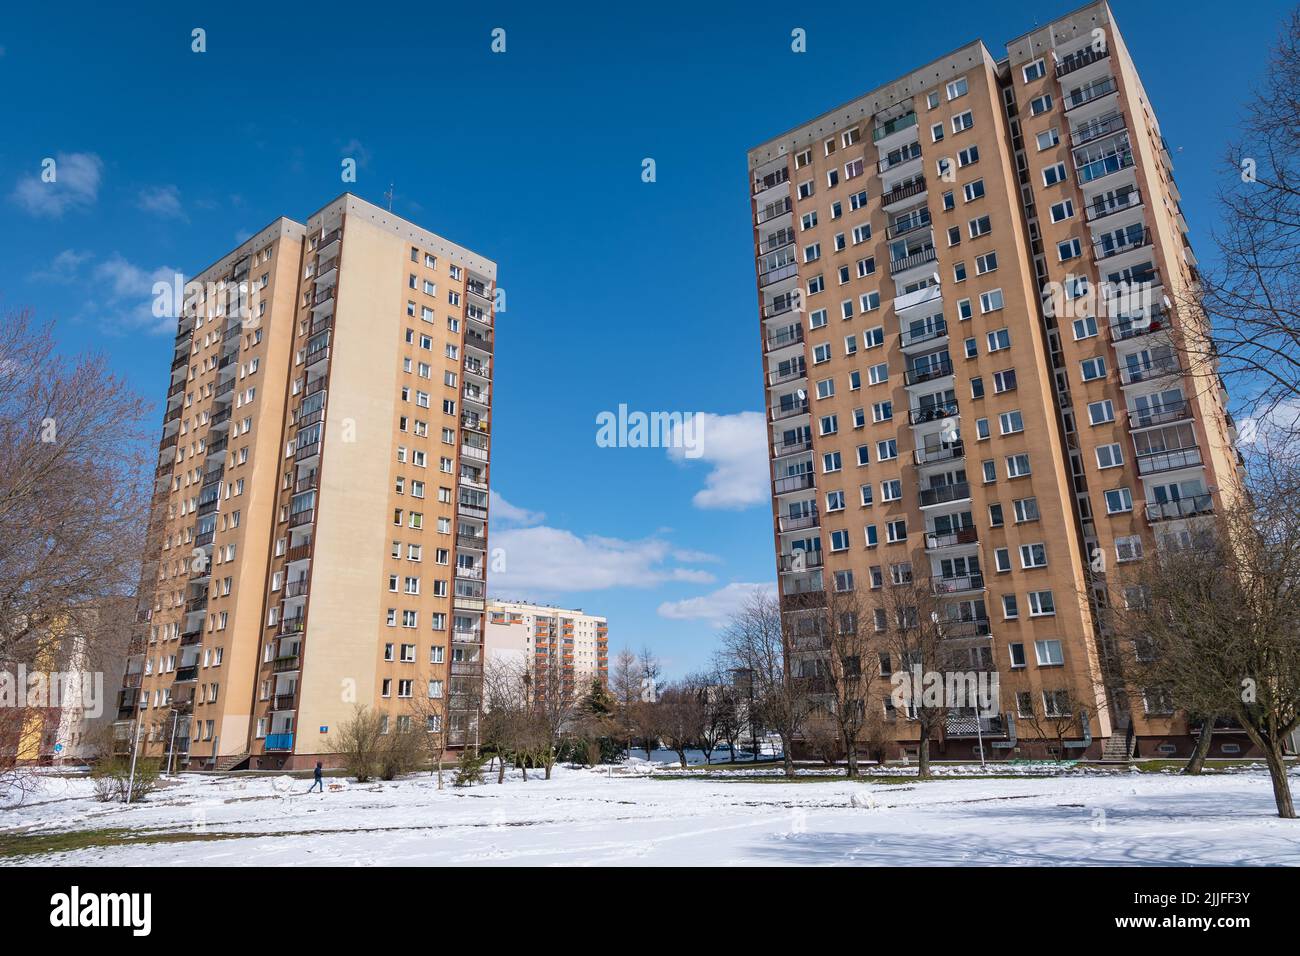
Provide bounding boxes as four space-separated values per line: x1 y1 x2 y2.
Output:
327 706 385 782
720 590 814 779
1106 489 1300 818
802 587 877 777
525 652 580 780
405 691 449 789
874 571 969 779
0 311 151 668
1011 686 1098 762
1183 11 1300 450
657 681 707 768
481 657 527 784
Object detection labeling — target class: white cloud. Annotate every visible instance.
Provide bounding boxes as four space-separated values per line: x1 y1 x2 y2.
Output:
489 523 715 595
657 582 777 623
137 184 185 219
10 152 102 218
340 138 371 168
490 490 546 527
666 411 769 510
32 250 180 334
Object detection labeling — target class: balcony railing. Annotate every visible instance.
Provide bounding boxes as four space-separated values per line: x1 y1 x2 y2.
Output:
924 527 978 551
919 481 971 507
1146 493 1215 522
764 326 804 353
877 141 923 174
753 167 790 195
272 655 301 674
174 666 199 682
945 713 1004 736
932 573 985 594
773 436 813 458
770 399 809 422
1127 400 1190 430
908 401 959 426
767 363 807 387
1063 76 1117 111
904 357 953 386
1077 148 1134 184
774 472 815 494
755 196 793 225
465 331 494 353
778 512 819 533
758 228 797 256
778 551 824 572
1086 188 1141 224
872 110 917 143
900 321 948 350
759 262 799 287
881 177 927 207
272 694 296 711
886 212 932 241
943 618 992 639
1136 446 1202 475
1095 228 1151 261
1056 44 1110 78
264 732 294 751
1109 310 1167 343
914 440 964 466
1119 358 1180 386
889 246 937 275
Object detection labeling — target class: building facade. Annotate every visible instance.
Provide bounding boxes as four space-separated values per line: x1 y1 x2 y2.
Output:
117 193 496 770
750 2 1247 760
484 600 609 698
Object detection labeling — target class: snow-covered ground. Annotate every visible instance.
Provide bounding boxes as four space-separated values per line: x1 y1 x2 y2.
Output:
3 762 1297 866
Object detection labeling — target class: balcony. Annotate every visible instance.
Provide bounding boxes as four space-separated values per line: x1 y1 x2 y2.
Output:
283 578 311 598
773 472 815 495
764 326 804 354
286 543 313 563
919 481 971 508
464 359 491 379
1119 358 1180 386
462 413 489 435
272 655 301 674
758 228 796 256
294 440 322 462
885 211 932 241
311 287 335 310
778 551 824 573
904 357 953 386
264 732 294 752
1094 228 1151 261
769 399 809 422
943 618 992 639
279 618 305 637
457 531 488 551
465 331 494 353
877 141 923 175
773 436 813 459
908 401 959 426
759 261 799 288
467 281 493 301
1136 446 1203 476
1109 310 1167 343
924 527 978 551
890 246 937 276
767 363 807 387
1127 399 1190 430
1077 147 1134 185
755 196 793 225
753 166 790 196
872 110 917 143
272 694 297 712
914 441 965 467
881 177 927 209
1146 493 1215 522
778 512 819 533
932 573 985 595
1056 44 1110 78
1063 76 1117 112
174 666 199 683
900 320 948 350
180 630 202 647
1086 187 1141 223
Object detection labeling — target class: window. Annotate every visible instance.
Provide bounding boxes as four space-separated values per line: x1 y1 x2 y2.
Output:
1003 594 1020 619
1028 93 1053 115
1020 543 1048 569
927 91 940 109
1072 315 1097 340
975 251 997 275
1043 162 1068 186
987 328 1010 352
946 77 968 100
830 529 850 552
963 179 985 202
1006 453 1031 478
1034 640 1064 666
975 417 990 439
1049 199 1074 223
864 524 878 547
968 215 991 238
868 363 889 385
881 479 902 502
994 547 1011 572
1028 590 1056 616
886 519 907 543
989 502 1005 527
957 145 979 168
931 122 944 142
1057 237 1082 261
999 410 1024 434
863 326 884 349
1104 487 1134 514
1116 535 1144 562
1080 356 1107 381
982 459 996 483
1088 400 1115 425
809 309 828 330
876 438 897 461
1013 497 1039 523
826 490 845 512
1022 59 1046 82
965 337 978 359
979 290 1004 313
993 369 1017 393
1009 642 1027 668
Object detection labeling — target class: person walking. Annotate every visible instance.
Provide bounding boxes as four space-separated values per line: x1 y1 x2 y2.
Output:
307 760 325 793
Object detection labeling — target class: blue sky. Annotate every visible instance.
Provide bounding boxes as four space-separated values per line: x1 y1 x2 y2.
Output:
1 0 1291 676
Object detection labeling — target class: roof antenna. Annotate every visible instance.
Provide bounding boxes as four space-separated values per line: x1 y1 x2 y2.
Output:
384 183 394 211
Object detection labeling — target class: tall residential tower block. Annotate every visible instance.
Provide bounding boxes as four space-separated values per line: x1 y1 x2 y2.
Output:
750 2 1247 760
118 194 496 770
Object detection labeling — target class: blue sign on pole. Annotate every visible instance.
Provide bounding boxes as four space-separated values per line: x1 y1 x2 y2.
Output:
320 726 328 734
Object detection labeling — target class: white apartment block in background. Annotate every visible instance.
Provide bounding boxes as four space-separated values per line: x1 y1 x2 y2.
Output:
485 600 609 696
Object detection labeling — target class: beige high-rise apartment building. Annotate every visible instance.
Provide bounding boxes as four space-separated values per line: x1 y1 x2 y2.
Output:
750 2 1247 760
485 600 610 698
117 193 496 770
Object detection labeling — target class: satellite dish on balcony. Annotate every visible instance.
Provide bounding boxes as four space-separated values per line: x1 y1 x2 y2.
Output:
795 388 807 402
